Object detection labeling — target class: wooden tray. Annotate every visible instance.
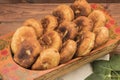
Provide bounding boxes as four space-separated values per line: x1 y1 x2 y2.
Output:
0 4 120 80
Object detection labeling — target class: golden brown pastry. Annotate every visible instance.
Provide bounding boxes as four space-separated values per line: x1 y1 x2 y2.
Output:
57 21 78 41
88 10 106 29
11 26 41 68
60 40 77 64
10 0 110 70
53 4 74 24
39 31 62 50
23 18 43 37
93 27 109 48
14 39 41 68
41 15 58 32
71 0 91 17
73 16 93 32
76 31 95 56
32 48 60 70
11 26 37 54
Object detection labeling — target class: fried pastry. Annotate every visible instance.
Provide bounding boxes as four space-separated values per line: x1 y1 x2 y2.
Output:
23 18 43 37
41 15 58 32
73 16 93 32
11 26 41 68
53 4 74 24
71 0 91 17
76 31 95 56
32 48 60 70
60 40 77 63
57 21 78 41
93 27 109 48
88 10 106 29
39 31 62 51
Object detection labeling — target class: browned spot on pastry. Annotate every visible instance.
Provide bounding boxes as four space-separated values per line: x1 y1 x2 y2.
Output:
39 31 62 50
57 21 78 41
41 18 49 29
17 47 33 59
41 15 58 32
53 11 63 24
59 26 67 32
73 16 93 32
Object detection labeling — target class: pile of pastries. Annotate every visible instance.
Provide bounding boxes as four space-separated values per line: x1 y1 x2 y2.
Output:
11 0 109 70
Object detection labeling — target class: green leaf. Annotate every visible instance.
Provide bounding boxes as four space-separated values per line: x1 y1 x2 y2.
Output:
104 74 111 80
85 73 105 80
91 60 111 75
85 54 120 80
111 71 120 80
110 54 120 71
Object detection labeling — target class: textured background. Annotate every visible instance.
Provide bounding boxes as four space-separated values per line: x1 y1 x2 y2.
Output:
0 0 120 3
